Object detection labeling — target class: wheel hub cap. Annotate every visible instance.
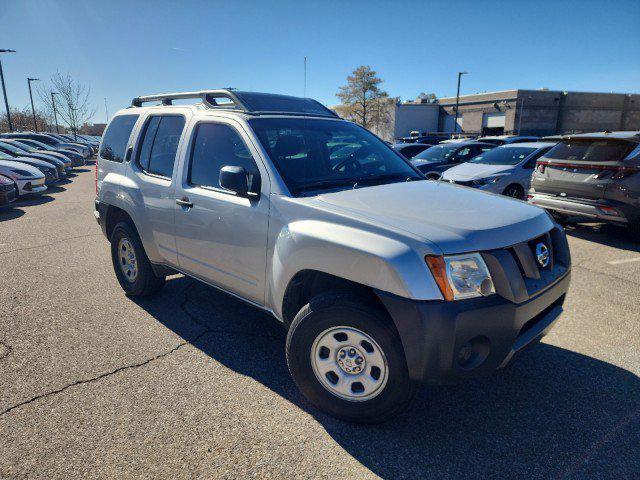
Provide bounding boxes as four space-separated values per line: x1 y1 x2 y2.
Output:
118 238 138 282
310 326 389 402
336 346 366 374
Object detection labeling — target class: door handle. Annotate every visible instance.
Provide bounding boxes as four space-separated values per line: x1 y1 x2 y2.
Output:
176 197 193 208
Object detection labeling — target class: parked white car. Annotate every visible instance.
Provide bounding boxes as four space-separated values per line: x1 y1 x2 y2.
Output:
0 159 47 196
441 142 556 199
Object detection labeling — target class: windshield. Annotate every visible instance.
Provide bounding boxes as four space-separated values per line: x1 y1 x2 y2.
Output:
412 144 462 162
11 141 36 152
546 140 635 162
469 146 536 165
22 139 53 150
248 118 422 195
0 142 25 155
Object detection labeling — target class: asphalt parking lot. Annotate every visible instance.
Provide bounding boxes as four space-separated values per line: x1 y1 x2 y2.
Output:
0 167 639 479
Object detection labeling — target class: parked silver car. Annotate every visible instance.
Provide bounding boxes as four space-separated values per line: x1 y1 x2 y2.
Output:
441 142 556 199
95 89 571 423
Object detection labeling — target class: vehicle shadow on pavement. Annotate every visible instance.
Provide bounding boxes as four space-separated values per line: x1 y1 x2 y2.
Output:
0 207 25 222
9 195 55 208
564 221 639 251
134 276 640 480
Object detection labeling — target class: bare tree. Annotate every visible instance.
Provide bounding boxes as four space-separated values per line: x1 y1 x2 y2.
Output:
336 66 389 130
37 72 95 138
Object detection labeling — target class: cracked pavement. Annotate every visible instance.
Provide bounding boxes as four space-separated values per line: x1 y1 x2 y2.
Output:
1 167 639 479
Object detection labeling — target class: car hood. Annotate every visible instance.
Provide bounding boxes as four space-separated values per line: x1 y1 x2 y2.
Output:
442 162 515 180
311 180 552 253
411 158 446 168
6 156 53 169
0 159 43 177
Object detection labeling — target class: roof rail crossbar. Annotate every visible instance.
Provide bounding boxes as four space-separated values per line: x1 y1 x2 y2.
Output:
131 89 250 111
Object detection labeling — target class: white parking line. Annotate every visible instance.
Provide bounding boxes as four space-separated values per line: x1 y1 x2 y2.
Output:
607 257 640 265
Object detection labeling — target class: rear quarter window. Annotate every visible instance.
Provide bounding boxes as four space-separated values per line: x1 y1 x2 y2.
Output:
99 114 139 162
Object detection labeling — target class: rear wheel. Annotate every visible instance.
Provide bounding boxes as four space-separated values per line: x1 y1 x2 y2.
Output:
110 221 165 297
286 293 417 423
503 184 524 199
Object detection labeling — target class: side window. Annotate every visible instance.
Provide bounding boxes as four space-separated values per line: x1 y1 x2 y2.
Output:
189 123 257 190
524 148 550 168
136 117 161 172
454 147 472 161
136 115 185 178
99 114 139 162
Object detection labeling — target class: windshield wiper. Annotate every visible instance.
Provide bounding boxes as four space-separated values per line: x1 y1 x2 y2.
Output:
293 178 361 194
353 173 417 186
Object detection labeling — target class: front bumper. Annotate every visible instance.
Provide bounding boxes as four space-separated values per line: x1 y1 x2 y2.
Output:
377 225 572 384
528 192 629 224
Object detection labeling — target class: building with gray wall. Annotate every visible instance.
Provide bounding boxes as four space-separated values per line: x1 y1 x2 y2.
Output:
437 89 640 136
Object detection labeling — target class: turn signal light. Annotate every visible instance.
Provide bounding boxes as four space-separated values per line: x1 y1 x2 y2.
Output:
425 255 454 301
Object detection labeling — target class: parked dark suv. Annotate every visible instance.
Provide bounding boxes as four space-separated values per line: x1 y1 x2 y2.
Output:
528 131 640 235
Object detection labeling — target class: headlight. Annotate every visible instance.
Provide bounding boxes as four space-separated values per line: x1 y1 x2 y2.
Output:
10 168 34 177
426 253 495 300
472 175 506 186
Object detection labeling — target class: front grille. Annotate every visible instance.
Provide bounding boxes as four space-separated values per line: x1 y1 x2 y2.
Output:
0 183 14 192
482 226 570 304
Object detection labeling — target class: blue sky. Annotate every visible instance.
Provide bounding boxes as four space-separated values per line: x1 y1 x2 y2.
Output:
1 0 639 124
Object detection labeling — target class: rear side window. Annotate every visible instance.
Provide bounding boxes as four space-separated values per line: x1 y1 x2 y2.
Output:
188 123 257 190
136 115 185 178
99 114 139 162
546 140 635 162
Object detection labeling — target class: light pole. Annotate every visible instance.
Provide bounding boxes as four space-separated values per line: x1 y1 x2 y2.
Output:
0 49 16 132
453 71 468 135
27 77 40 132
104 97 109 123
51 92 60 133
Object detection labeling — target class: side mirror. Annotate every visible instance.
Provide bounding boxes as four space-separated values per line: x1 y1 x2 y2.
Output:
219 165 259 197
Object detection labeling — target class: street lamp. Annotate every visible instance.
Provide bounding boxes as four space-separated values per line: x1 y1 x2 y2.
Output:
0 49 16 132
51 92 60 133
453 71 468 135
27 77 40 132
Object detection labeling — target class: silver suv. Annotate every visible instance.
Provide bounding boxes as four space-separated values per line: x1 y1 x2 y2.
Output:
95 90 571 423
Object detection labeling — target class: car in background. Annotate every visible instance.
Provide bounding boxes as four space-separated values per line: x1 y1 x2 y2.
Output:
396 134 446 145
0 159 46 196
0 175 18 206
11 138 85 166
0 139 73 172
0 140 68 176
0 132 92 159
56 133 99 153
0 151 59 185
41 133 94 158
392 142 432 159
477 135 539 145
528 131 640 235
410 141 496 179
442 142 556 199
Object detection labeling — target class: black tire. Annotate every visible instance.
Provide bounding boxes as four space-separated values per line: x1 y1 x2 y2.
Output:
551 211 571 225
110 221 165 297
503 184 524 200
286 293 417 423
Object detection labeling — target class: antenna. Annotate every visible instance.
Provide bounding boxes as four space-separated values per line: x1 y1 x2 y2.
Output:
304 56 307 98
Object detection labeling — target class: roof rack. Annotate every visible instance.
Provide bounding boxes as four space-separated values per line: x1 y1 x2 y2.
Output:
130 89 339 118
131 89 249 110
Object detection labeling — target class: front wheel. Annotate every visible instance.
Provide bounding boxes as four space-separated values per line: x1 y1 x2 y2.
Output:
110 221 166 297
503 184 524 199
286 293 416 423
